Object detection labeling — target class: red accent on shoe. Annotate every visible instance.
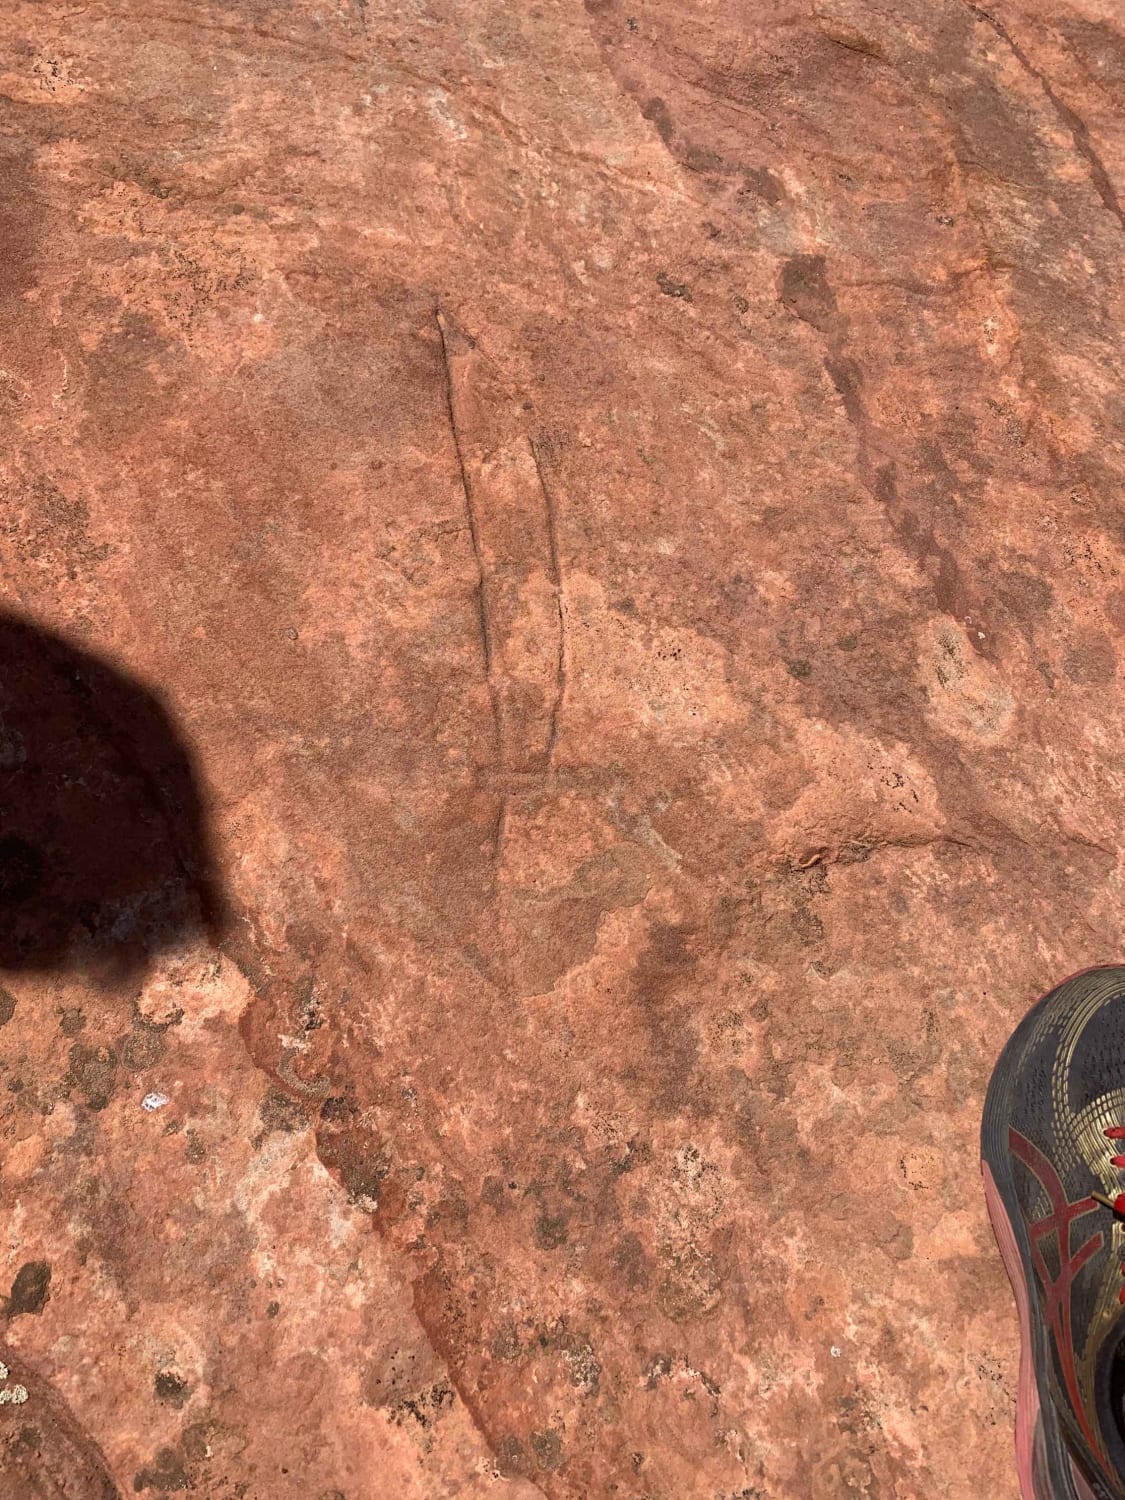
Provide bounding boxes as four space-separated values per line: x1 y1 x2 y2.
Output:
1106 1127 1125 1139
1009 1130 1106 1460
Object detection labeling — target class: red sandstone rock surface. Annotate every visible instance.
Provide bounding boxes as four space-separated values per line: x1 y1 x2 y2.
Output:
2 0 1125 1494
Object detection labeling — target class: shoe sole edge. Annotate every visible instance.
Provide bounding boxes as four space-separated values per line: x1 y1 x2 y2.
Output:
977 964 1125 1499
983 1157 1050 1500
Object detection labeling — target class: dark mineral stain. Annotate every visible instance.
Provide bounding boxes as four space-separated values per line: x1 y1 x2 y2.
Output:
122 1024 166 1071
491 1324 522 1360
740 167 784 205
1064 635 1116 685
997 568 1054 618
6 1260 51 1317
871 463 987 655
0 150 42 308
824 354 864 424
535 1210 569 1250
778 254 839 333
153 1371 190 1409
133 1446 190 1493
316 1114 390 1202
67 1041 118 1112
394 1383 455 1428
640 96 674 144
630 922 702 1113
613 1231 650 1289
259 1087 308 1135
531 1429 564 1471
656 271 693 301
481 1175 507 1212
0 986 14 1026
680 141 732 175
496 1436 527 1478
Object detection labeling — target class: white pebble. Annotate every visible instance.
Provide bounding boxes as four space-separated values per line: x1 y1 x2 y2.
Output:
0 1384 28 1404
830 1346 841 1358
142 1092 170 1112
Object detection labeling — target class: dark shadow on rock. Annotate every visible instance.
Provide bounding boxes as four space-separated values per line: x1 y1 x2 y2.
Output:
0 611 224 980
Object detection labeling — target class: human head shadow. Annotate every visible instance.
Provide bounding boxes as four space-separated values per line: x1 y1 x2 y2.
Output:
0 611 224 981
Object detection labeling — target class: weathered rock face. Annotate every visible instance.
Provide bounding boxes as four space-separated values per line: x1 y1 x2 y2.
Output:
1 0 1124 1494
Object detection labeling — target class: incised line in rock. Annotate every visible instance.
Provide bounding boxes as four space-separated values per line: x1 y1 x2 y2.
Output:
435 309 504 766
529 434 568 766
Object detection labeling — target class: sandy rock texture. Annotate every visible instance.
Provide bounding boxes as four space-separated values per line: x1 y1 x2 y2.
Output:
1 0 1125 1494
